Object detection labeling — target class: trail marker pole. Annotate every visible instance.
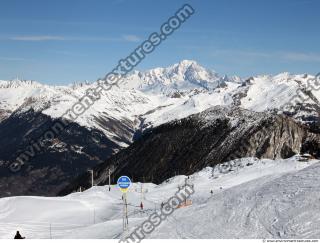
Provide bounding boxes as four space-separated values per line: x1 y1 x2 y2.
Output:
117 176 131 235
122 193 129 231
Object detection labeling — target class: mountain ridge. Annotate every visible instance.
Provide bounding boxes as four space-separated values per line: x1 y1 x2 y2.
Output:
59 105 320 195
1 60 320 197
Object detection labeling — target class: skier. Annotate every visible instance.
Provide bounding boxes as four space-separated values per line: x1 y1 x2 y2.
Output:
14 231 25 239
140 202 144 210
210 189 213 196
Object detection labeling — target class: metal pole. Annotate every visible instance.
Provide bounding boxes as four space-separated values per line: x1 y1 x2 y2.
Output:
125 194 129 226
108 169 111 191
92 171 94 187
141 183 143 202
185 178 187 205
88 170 94 187
122 193 129 232
122 194 124 232
123 193 125 232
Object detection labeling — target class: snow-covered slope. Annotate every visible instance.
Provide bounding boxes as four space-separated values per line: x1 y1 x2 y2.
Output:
241 73 301 112
0 157 318 239
1 61 319 148
150 159 320 239
0 80 158 147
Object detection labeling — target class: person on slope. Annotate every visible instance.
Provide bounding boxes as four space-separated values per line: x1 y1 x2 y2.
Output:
140 202 144 210
14 231 25 239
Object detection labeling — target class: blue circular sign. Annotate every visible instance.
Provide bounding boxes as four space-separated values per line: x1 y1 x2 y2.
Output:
117 176 131 193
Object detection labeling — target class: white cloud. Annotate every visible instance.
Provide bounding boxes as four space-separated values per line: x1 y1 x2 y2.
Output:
210 49 320 62
0 57 28 61
4 34 142 43
10 35 66 41
282 52 320 62
122 34 141 42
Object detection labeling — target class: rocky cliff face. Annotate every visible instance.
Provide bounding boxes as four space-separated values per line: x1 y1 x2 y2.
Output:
59 106 320 195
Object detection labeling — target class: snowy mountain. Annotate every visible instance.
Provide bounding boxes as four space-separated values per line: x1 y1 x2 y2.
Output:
0 60 320 197
1 61 319 142
0 157 319 239
118 60 225 94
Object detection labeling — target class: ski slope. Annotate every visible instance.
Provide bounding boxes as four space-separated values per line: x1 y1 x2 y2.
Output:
0 157 319 239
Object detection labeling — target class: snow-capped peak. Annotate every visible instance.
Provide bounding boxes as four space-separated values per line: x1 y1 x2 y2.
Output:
0 79 42 89
170 59 219 82
1 60 318 150
119 60 229 94
177 59 198 66
69 80 92 89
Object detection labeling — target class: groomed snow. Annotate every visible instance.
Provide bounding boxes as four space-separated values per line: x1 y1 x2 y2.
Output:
0 157 319 239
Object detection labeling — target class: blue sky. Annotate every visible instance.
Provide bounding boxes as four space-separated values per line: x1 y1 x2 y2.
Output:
0 0 319 84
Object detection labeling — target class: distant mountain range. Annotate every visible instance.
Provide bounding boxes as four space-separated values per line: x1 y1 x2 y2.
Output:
1 60 320 197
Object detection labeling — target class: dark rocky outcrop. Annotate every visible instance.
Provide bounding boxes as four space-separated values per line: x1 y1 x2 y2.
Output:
59 106 320 195
0 109 121 197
